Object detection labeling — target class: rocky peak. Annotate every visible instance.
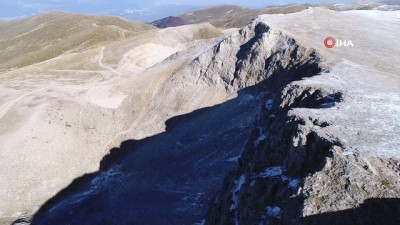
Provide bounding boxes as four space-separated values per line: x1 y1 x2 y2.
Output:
184 18 324 92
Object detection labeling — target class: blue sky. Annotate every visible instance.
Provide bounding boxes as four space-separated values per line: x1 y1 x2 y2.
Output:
0 0 352 22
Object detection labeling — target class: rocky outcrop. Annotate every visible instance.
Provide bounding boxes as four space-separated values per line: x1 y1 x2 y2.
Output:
183 19 323 92
206 79 400 224
25 14 400 225
205 19 400 224
28 18 330 225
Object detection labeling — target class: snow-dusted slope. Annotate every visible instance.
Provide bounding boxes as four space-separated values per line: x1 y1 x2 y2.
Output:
208 8 400 225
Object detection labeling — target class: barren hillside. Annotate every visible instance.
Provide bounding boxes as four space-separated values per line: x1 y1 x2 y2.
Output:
0 6 399 225
19 8 400 225
0 11 154 70
0 13 223 224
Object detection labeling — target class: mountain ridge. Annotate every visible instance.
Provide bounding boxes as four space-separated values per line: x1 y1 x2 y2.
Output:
0 11 155 70
0 6 399 225
151 2 400 28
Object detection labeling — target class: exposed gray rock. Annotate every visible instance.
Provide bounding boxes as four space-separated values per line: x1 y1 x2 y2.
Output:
28 16 329 225
206 79 399 224
21 9 400 225
183 18 323 91
205 13 400 225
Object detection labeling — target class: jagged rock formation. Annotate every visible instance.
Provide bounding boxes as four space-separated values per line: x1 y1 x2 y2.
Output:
2 7 400 225
189 22 322 91
206 80 399 224
29 16 330 225
206 9 400 225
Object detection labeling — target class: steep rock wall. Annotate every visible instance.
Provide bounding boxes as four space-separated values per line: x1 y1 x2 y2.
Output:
206 61 400 225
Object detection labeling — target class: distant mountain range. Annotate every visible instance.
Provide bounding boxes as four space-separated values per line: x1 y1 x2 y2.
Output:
150 2 400 28
150 16 185 28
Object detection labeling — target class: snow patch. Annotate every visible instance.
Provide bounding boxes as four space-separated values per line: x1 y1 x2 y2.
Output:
194 219 205 225
280 41 296 51
227 156 240 162
230 175 246 211
254 134 267 146
48 167 123 213
231 175 246 225
256 167 300 190
342 151 354 156
91 167 123 188
265 99 274 110
265 206 282 219
254 127 267 147
288 178 300 190
259 166 283 178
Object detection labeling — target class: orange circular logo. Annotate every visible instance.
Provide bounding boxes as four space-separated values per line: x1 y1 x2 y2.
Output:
324 37 336 48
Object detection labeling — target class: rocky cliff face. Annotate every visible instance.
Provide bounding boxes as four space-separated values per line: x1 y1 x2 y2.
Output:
184 19 323 92
205 18 400 225
28 18 331 225
206 82 400 224
27 12 400 225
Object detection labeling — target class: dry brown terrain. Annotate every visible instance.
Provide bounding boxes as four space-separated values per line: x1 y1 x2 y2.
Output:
0 13 224 222
0 12 154 70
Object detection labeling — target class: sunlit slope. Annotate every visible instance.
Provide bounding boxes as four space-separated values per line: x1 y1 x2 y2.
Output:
170 3 399 29
0 17 223 221
0 11 155 70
